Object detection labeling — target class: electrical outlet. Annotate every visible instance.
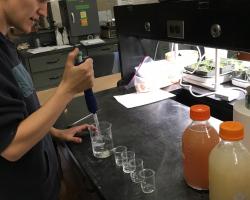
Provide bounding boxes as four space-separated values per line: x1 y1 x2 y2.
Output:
167 20 184 39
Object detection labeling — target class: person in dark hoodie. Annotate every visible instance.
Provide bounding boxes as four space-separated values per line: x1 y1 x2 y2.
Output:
0 0 94 199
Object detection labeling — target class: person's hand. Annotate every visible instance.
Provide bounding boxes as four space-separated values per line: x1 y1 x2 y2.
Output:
58 48 94 99
50 125 93 143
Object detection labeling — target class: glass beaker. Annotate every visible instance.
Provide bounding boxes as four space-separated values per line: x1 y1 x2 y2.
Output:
113 146 127 167
139 169 156 193
129 158 144 183
121 150 135 173
88 121 113 158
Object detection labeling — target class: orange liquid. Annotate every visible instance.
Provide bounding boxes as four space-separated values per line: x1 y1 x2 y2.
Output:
182 124 219 190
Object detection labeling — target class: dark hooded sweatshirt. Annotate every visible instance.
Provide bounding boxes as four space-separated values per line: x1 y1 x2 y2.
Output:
0 33 60 200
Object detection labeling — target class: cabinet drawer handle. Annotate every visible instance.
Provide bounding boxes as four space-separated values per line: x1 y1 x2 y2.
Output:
46 59 60 64
49 75 61 80
101 48 111 51
71 12 75 24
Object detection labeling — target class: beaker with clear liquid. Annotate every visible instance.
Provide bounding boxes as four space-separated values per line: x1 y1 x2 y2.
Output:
89 121 113 158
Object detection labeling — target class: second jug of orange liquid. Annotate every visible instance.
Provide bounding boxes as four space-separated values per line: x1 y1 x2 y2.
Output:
182 104 220 190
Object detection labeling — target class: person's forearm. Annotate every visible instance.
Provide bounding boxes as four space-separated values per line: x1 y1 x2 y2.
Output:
1 87 72 161
1 48 94 162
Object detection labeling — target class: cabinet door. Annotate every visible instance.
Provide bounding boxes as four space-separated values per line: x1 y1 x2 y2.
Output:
87 44 117 56
64 0 100 36
29 52 68 73
114 4 164 39
33 68 63 90
87 44 119 78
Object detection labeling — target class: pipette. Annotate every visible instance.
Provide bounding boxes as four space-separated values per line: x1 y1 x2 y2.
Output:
75 51 100 130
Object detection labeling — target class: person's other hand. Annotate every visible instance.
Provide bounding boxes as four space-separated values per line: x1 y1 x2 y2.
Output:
51 125 94 143
58 48 94 98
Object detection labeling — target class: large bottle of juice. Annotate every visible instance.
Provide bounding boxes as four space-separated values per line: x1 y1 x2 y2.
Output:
182 104 220 190
209 121 250 200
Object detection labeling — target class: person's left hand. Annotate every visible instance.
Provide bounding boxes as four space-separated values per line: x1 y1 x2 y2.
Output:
50 125 93 143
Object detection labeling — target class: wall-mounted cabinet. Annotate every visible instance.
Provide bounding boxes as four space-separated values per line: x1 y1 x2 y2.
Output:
114 4 165 39
114 1 250 51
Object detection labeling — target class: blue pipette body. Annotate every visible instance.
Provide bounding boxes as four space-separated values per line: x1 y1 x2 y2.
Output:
76 52 98 114
84 88 98 114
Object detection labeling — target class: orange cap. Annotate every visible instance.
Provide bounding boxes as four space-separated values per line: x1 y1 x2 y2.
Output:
219 121 244 141
190 104 210 121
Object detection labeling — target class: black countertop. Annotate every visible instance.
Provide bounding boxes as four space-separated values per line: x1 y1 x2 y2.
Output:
56 87 210 200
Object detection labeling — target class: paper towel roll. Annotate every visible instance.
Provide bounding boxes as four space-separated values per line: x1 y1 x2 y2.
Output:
50 1 62 27
233 99 250 151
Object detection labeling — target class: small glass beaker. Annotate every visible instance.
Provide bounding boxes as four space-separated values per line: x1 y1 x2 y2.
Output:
129 158 144 183
88 121 113 158
113 146 127 167
121 151 135 173
139 169 156 193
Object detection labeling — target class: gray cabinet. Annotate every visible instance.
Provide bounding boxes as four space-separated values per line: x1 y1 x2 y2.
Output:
60 0 100 36
28 52 67 90
59 0 100 44
87 43 119 78
32 68 64 90
20 41 119 91
20 49 74 91
29 52 67 73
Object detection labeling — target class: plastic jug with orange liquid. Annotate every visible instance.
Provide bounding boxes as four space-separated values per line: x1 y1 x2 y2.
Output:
209 121 250 200
182 104 220 190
